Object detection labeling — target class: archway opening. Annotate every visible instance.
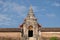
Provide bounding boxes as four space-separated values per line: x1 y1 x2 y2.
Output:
28 30 33 37
28 25 33 37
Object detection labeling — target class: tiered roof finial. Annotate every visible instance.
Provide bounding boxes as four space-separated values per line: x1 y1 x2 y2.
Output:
25 5 37 21
28 5 33 14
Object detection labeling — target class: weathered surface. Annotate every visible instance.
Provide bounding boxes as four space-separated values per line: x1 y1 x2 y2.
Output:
0 32 21 38
41 32 60 38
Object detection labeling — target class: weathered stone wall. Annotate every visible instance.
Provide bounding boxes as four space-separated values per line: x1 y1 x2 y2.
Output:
0 32 21 38
0 32 60 40
41 32 60 38
41 32 60 40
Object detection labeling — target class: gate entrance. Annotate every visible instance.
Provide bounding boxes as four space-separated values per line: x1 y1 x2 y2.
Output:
28 30 33 37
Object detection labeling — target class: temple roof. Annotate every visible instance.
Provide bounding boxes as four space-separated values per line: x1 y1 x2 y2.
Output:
19 23 41 28
25 5 36 21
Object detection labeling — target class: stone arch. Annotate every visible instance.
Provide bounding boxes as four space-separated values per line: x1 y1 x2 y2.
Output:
28 25 33 30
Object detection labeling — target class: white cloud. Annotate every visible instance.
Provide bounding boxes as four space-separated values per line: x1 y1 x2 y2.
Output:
0 22 10 25
12 3 27 13
0 1 28 16
0 1 8 13
0 1 26 26
0 14 11 21
46 14 56 17
0 1 4 4
0 0 38 15
0 0 38 26
52 2 60 7
3 8 8 13
0 14 17 26
37 13 56 19
41 8 46 11
32 6 39 12
0 14 11 25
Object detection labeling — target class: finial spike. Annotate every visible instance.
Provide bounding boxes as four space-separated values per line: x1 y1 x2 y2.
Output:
25 5 36 21
30 4 32 8
29 5 33 14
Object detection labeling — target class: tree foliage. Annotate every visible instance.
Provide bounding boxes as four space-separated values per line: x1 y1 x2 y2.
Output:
50 37 57 40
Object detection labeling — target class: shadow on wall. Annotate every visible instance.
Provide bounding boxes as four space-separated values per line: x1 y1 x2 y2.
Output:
0 37 21 40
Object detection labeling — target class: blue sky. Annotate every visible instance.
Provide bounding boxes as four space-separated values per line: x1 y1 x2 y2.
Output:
0 0 60 28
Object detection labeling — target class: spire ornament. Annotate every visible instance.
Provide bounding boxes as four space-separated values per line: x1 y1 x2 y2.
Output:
25 5 37 21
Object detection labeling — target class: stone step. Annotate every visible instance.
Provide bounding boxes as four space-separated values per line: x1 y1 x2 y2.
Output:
29 37 36 40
